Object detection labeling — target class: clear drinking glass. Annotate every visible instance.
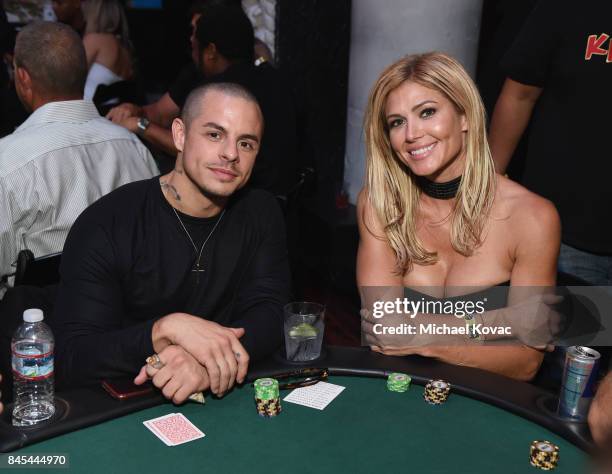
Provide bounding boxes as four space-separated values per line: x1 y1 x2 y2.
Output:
283 302 325 362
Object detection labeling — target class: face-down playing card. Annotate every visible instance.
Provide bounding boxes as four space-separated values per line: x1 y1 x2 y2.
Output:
143 413 205 446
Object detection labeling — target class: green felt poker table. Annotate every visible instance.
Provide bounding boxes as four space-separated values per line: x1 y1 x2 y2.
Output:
0 347 592 473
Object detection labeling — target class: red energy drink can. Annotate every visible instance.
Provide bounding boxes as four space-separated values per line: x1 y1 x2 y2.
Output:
557 346 601 420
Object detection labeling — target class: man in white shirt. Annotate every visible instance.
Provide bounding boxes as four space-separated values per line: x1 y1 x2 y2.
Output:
0 21 158 278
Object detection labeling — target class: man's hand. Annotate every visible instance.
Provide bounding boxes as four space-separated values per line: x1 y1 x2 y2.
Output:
589 372 612 447
152 313 249 396
109 115 139 134
134 345 209 404
106 102 143 123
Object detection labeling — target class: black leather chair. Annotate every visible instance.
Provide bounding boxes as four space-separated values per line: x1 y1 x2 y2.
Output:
1 251 61 401
12 250 62 287
92 80 146 117
276 166 315 217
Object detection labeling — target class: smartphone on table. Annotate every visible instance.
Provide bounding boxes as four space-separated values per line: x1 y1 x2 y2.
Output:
102 379 154 400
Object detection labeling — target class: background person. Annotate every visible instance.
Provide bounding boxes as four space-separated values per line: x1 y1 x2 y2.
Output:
105 0 245 137
0 21 158 278
589 371 612 447
108 4 298 196
488 0 612 285
82 0 134 102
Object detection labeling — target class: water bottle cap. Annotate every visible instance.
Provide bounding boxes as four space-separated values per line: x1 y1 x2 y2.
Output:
23 308 44 323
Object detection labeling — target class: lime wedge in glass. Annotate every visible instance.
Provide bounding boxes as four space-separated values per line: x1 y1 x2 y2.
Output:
288 322 318 338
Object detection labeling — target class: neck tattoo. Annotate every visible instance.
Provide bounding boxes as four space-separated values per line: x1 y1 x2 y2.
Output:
160 180 181 201
172 208 226 285
417 175 462 200
159 181 181 201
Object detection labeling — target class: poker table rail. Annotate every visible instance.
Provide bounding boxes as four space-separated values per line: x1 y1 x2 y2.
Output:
0 346 593 453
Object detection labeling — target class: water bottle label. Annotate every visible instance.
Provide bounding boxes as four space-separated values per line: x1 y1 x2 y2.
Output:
12 349 54 380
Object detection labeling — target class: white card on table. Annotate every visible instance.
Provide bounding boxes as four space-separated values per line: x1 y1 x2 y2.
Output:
283 381 345 410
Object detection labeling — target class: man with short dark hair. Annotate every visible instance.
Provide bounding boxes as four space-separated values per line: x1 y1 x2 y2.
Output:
0 21 158 278
53 82 290 403
14 20 87 100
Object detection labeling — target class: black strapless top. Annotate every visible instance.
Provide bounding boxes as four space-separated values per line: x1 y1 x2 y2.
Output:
403 281 510 314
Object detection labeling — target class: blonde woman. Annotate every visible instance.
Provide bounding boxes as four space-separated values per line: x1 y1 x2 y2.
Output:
82 0 133 101
358 52 560 381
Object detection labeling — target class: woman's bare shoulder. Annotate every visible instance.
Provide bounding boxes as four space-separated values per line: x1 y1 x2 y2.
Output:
495 175 560 237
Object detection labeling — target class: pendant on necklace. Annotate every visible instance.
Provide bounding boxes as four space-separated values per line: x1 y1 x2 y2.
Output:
192 262 205 285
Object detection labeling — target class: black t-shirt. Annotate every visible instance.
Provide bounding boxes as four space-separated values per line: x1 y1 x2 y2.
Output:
168 61 299 197
52 177 291 388
167 62 202 109
501 0 612 253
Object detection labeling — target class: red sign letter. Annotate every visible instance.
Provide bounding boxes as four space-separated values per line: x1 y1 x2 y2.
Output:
585 34 610 60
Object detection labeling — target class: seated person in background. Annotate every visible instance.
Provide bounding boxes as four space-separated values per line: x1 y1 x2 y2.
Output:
53 82 291 403
0 21 158 279
357 52 560 381
52 0 86 37
108 3 298 196
82 0 133 102
107 0 251 132
589 370 612 447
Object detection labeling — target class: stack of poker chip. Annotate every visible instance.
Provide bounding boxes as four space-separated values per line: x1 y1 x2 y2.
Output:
529 440 559 470
387 373 411 392
423 379 451 405
254 378 281 417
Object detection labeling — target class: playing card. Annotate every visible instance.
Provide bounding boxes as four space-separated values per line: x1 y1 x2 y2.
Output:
283 381 346 410
143 413 177 446
145 413 205 446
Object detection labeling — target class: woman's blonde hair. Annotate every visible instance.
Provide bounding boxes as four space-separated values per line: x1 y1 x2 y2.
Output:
363 51 496 275
84 0 131 49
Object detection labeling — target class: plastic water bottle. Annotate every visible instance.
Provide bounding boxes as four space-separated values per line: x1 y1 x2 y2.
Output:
11 309 55 426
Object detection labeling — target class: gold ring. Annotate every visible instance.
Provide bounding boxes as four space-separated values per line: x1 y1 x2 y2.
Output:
145 354 205 404
146 354 164 369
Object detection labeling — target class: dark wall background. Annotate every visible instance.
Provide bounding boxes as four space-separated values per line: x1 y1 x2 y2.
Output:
275 0 351 189
126 0 192 93
475 0 538 181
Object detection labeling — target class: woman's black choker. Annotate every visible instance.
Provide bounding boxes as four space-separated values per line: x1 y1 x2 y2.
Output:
417 175 462 200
